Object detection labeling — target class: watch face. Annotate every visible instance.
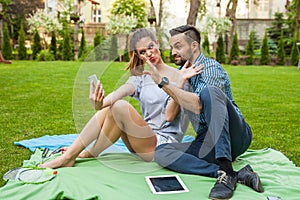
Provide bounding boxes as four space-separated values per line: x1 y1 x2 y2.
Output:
158 77 169 88
162 77 169 83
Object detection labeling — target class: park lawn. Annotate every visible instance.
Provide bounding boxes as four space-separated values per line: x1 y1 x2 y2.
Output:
0 61 299 187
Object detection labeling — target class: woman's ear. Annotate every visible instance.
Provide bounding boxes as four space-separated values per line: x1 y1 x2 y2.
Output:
156 40 160 48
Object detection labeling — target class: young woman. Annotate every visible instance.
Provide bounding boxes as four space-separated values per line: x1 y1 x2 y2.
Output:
40 28 202 168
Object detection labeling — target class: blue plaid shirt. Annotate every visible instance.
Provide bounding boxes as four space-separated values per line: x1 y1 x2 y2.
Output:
180 53 242 135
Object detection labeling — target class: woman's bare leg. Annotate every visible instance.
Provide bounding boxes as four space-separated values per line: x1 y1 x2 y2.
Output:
80 100 157 162
39 107 110 168
40 100 157 168
80 107 126 157
110 100 157 162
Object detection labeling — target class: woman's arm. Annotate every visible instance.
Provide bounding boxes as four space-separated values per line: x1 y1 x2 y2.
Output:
90 81 135 111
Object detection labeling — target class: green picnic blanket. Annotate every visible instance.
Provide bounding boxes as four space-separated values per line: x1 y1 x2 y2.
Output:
0 148 299 200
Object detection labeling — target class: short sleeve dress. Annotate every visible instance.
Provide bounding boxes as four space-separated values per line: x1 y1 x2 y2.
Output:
126 74 184 146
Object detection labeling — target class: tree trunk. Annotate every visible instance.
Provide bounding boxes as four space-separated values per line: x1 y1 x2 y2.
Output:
187 0 200 25
296 0 300 40
225 0 238 51
158 0 163 27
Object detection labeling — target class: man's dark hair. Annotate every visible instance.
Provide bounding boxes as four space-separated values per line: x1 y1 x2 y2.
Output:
169 25 201 44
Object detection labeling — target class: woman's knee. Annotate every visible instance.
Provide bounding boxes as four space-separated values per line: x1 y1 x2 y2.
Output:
111 100 131 113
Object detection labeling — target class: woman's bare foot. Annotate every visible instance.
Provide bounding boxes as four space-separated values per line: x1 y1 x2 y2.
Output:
78 150 94 158
39 155 75 169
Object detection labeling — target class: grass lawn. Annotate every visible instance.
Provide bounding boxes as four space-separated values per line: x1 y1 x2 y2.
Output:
0 61 299 187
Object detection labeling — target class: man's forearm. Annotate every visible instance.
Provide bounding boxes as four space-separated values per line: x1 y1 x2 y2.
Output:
162 84 202 114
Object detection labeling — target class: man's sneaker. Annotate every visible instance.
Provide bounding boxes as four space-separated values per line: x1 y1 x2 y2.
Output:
209 170 237 200
237 164 264 193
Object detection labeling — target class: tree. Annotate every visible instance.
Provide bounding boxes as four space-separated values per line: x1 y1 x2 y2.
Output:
277 30 286 65
2 22 13 60
186 0 206 25
245 31 255 65
7 0 44 43
203 16 231 59
229 31 240 63
225 0 238 51
290 38 299 66
106 14 137 60
78 30 86 59
267 12 285 44
216 34 225 64
187 0 200 25
32 30 42 60
94 31 102 61
202 34 210 56
110 0 147 28
149 0 169 60
62 28 73 61
17 23 27 60
285 3 297 55
109 34 118 61
260 31 270 65
49 31 57 59
295 0 300 40
27 9 63 49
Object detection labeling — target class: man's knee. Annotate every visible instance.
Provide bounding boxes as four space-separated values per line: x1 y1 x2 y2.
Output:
200 86 226 105
154 144 174 167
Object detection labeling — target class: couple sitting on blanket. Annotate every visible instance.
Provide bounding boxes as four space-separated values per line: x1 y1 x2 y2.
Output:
40 26 263 199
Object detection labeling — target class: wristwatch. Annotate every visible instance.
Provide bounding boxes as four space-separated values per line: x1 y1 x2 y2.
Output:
158 77 169 88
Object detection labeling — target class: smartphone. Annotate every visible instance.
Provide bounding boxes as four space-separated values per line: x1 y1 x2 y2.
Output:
88 74 99 91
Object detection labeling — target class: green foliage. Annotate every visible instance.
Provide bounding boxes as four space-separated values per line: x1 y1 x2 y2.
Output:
252 31 261 52
268 38 277 55
32 30 42 60
37 50 55 61
2 22 13 60
122 35 130 62
17 24 27 60
267 12 285 46
260 31 270 65
277 30 286 65
111 0 147 28
290 38 299 66
93 31 102 61
216 34 226 64
245 31 255 65
62 29 73 61
109 34 119 61
203 16 232 35
202 34 210 56
229 31 240 63
169 49 175 63
78 30 86 59
49 31 57 59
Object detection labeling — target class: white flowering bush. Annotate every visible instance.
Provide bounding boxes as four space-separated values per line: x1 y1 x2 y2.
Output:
106 14 138 35
27 9 63 34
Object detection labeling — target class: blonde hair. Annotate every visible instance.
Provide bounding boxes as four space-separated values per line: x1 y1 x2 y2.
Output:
126 28 157 75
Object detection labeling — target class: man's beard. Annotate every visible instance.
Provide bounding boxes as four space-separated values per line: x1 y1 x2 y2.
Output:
174 56 188 66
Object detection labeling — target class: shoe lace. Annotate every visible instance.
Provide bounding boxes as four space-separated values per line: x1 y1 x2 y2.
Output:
217 171 228 185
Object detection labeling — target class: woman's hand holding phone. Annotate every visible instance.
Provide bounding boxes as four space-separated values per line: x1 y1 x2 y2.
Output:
88 74 105 110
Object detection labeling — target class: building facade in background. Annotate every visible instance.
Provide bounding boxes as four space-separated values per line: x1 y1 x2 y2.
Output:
44 0 291 48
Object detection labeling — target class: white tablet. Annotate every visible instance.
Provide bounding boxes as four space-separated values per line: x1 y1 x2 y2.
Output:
145 175 189 194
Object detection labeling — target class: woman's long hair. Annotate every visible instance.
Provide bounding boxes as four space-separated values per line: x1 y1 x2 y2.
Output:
126 28 157 75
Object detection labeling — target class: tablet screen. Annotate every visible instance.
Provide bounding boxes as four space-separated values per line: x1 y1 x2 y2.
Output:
145 175 189 194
